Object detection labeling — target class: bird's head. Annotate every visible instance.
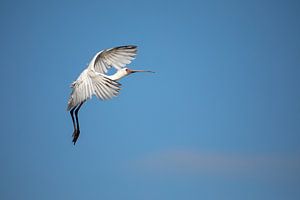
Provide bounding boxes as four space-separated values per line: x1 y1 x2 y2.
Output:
124 67 155 75
112 68 154 81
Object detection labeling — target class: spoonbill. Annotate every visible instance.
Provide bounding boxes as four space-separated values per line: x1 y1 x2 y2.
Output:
67 45 153 145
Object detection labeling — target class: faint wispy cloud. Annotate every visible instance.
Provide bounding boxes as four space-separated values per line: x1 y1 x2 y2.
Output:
131 149 300 179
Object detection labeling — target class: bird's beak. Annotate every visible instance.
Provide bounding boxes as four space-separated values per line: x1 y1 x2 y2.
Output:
129 69 155 73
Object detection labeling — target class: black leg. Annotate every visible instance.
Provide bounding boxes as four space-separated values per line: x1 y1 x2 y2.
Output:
70 106 77 132
72 102 84 145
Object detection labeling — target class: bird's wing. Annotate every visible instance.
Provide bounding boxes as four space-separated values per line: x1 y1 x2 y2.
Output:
88 45 137 74
67 70 121 111
91 72 121 101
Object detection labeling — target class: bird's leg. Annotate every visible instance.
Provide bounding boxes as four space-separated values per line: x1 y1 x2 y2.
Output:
70 106 78 144
70 106 77 133
72 102 84 145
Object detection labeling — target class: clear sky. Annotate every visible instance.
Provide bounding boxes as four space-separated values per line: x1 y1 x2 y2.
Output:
1 0 300 199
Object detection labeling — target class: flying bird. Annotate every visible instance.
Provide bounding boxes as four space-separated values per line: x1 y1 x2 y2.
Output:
67 45 153 145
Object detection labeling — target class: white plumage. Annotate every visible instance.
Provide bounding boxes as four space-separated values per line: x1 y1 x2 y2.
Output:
68 45 137 111
91 45 137 73
67 45 153 145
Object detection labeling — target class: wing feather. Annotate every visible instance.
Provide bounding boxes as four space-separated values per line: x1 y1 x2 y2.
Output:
67 69 121 110
88 45 137 74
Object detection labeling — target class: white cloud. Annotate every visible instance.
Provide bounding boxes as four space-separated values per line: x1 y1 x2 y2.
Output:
131 149 300 179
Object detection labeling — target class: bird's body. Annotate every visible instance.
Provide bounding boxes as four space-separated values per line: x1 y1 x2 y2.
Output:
67 45 153 144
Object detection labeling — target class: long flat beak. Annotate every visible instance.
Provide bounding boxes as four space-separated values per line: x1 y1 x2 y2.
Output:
130 69 155 73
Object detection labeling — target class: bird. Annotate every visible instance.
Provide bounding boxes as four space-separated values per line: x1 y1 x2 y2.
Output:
67 45 153 145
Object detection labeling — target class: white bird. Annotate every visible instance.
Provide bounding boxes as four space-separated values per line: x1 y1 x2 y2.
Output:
67 45 153 145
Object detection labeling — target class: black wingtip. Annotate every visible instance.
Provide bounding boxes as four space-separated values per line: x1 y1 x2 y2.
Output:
117 45 137 49
128 45 137 48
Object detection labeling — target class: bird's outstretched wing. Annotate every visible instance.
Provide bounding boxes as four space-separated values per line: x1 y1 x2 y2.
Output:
67 69 121 111
88 45 137 74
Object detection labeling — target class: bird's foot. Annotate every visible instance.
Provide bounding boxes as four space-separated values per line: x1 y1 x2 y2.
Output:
72 129 80 145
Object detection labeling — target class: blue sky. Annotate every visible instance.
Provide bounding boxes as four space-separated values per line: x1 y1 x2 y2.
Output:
1 0 300 199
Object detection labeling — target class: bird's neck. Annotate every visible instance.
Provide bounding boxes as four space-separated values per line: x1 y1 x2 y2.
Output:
106 70 127 81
